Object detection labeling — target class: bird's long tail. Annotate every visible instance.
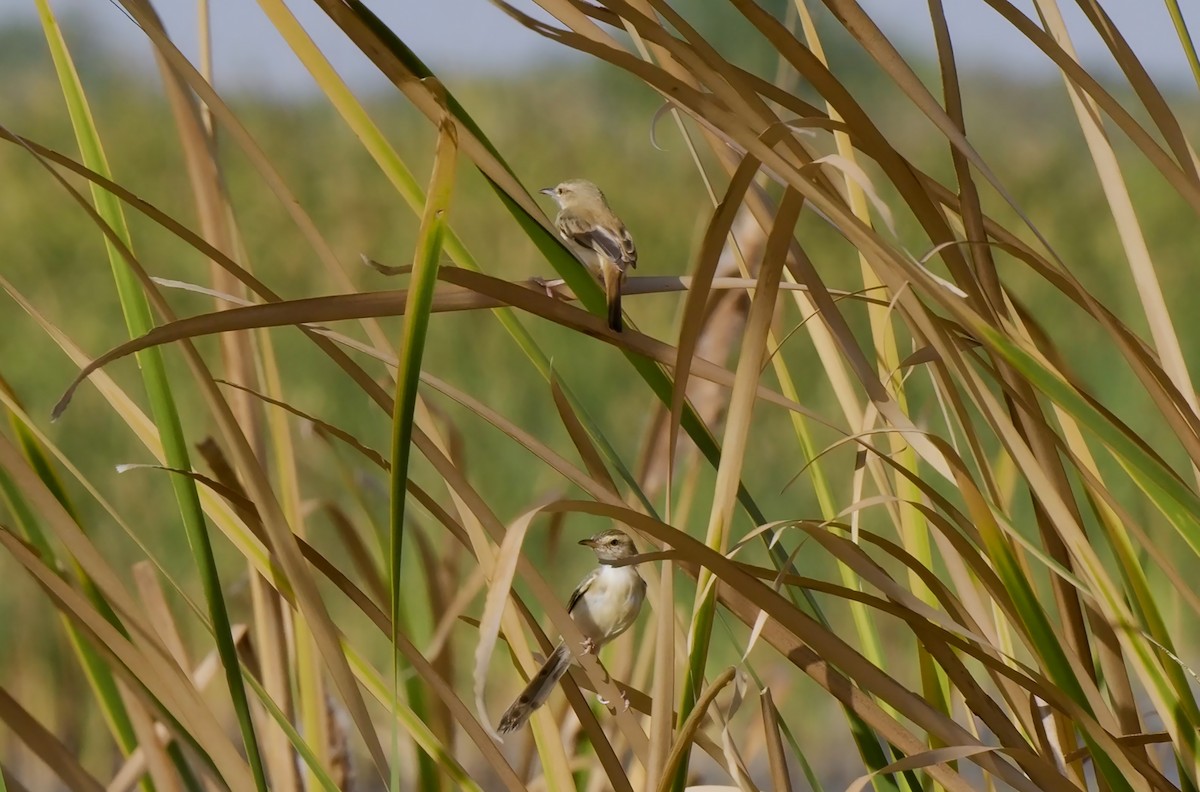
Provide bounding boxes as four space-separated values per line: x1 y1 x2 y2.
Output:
602 260 624 332
497 643 573 734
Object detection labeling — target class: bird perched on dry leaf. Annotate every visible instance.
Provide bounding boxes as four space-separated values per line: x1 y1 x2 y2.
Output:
540 179 637 332
497 528 647 733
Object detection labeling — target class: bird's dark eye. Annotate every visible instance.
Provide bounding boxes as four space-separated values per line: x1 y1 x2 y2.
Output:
609 538 619 545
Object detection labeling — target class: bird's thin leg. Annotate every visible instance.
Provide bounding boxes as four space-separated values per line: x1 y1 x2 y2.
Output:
581 648 628 710
530 276 566 299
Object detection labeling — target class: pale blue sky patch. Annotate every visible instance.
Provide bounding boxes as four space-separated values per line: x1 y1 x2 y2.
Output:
2 0 1198 94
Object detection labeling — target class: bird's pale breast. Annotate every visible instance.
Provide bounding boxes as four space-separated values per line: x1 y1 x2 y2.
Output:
574 565 646 644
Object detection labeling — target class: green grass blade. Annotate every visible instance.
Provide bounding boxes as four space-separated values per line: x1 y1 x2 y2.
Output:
1163 0 1200 96
32 5 266 788
389 108 457 792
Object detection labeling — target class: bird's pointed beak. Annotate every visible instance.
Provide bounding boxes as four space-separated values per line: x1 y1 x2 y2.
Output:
539 187 555 196
578 536 597 548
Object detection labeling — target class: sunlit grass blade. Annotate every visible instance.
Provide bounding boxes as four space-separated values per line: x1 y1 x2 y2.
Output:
1035 0 1200 477
0 519 246 784
0 686 106 792
388 105 457 791
0 403 148 787
31 4 266 787
314 0 779 529
1164 0 1200 94
674 189 800 791
21 94 392 791
138 7 303 785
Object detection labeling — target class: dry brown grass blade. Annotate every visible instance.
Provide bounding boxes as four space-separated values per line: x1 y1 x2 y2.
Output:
729 545 1166 786
645 548 677 789
108 619 253 792
119 0 393 355
0 527 253 787
547 500 1068 791
137 0 269 469
757 689 791 792
7 105 392 781
1033 0 1200 481
421 374 602 496
216 379 389 471
473 507 545 742
424 566 486 662
322 504 388 607
0 686 104 792
844 745 1012 792
289 538 530 792
667 152 761 498
684 186 800 749
111 685 182 792
655 666 737 792
1 768 32 792
975 0 1200 209
550 372 619 496
53 270 833 434
114 563 203 792
1071 0 1197 181
131 563 191 671
925 0 1000 315
638 220 759 498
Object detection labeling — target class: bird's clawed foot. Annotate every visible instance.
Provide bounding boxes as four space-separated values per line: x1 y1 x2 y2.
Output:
531 276 566 299
580 637 597 655
597 688 630 711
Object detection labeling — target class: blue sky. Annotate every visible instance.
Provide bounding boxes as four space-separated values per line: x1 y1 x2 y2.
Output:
3 0 1198 94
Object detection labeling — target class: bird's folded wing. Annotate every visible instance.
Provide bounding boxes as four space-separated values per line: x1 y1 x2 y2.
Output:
559 214 637 270
567 567 600 613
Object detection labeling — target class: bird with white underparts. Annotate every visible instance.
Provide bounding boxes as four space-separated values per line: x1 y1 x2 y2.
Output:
497 528 647 734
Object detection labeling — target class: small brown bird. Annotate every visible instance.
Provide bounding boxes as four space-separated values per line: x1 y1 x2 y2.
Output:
540 179 637 332
497 529 647 734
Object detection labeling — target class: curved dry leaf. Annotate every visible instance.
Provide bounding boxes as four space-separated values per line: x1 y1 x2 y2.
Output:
540 499 1055 790
53 269 838 435
216 380 389 470
473 507 540 742
0 529 255 787
843 745 1009 792
657 667 738 792
809 153 896 236
0 687 105 792
669 153 762 506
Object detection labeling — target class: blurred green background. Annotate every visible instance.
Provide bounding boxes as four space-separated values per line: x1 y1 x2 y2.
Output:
2 7 1200 785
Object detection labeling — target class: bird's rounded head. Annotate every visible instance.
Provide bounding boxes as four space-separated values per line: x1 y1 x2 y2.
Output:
579 528 637 563
538 178 605 210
